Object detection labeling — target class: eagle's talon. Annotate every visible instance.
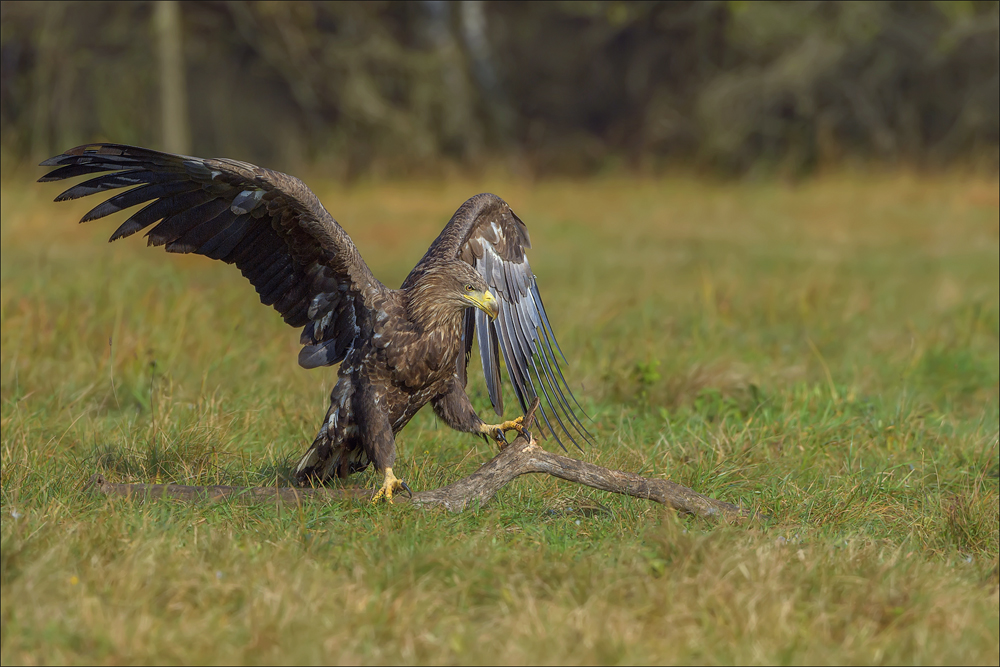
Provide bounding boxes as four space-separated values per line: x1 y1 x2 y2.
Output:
400 480 413 499
480 416 529 450
371 467 407 504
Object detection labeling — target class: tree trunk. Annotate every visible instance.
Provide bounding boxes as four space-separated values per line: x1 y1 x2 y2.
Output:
156 0 190 154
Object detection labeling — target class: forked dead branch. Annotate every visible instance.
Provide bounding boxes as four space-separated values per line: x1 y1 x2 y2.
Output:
88 400 750 521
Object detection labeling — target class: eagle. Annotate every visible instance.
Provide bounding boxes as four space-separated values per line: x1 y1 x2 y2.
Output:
40 144 589 502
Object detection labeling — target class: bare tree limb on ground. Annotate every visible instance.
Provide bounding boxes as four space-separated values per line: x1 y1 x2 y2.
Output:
87 400 750 521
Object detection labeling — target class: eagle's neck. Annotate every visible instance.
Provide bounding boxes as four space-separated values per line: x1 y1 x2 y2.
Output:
404 278 464 335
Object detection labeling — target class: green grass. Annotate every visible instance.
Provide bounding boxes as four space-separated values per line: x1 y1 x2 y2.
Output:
2 170 998 664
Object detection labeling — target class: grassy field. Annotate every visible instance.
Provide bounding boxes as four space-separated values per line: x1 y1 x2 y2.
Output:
1 168 998 664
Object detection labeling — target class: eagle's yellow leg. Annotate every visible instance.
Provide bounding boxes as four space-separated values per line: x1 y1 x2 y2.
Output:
371 467 411 504
479 416 531 450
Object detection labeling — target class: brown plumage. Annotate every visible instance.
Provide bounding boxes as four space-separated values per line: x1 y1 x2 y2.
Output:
40 144 590 501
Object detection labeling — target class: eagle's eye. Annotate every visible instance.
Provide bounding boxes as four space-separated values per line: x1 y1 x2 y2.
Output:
465 283 475 292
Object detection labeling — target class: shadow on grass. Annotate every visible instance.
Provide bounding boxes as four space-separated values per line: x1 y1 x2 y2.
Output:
85 441 300 488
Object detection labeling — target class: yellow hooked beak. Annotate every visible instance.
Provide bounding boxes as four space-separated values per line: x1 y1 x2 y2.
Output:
466 289 499 320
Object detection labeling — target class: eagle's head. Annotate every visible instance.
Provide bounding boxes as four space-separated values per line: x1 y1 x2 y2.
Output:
407 259 499 324
449 260 499 320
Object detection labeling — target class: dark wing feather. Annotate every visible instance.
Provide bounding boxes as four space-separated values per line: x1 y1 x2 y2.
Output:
39 143 384 369
407 193 591 450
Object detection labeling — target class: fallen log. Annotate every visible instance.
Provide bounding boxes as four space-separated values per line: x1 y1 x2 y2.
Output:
87 400 750 521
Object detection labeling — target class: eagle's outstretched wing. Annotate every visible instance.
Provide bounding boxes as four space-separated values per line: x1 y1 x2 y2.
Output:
39 144 383 370
407 193 591 450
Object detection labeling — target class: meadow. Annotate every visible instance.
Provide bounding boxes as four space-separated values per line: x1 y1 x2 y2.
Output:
1 167 997 664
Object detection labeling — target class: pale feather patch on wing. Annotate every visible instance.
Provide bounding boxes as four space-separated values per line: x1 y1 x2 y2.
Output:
230 188 264 215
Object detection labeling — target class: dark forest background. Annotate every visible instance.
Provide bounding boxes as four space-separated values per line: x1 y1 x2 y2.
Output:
2 0 998 177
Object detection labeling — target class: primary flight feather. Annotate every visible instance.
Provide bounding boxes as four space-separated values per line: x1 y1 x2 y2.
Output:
40 144 590 501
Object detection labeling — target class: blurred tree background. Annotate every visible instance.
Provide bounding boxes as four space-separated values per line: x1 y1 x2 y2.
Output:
1 0 997 177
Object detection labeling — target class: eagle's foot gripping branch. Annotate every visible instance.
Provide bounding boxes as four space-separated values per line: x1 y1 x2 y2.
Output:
371 467 412 504
480 416 531 450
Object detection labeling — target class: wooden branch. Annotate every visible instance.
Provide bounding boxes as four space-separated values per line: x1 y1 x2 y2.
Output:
87 400 750 521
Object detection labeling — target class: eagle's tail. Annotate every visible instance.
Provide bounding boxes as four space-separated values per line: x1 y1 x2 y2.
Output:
294 418 370 485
